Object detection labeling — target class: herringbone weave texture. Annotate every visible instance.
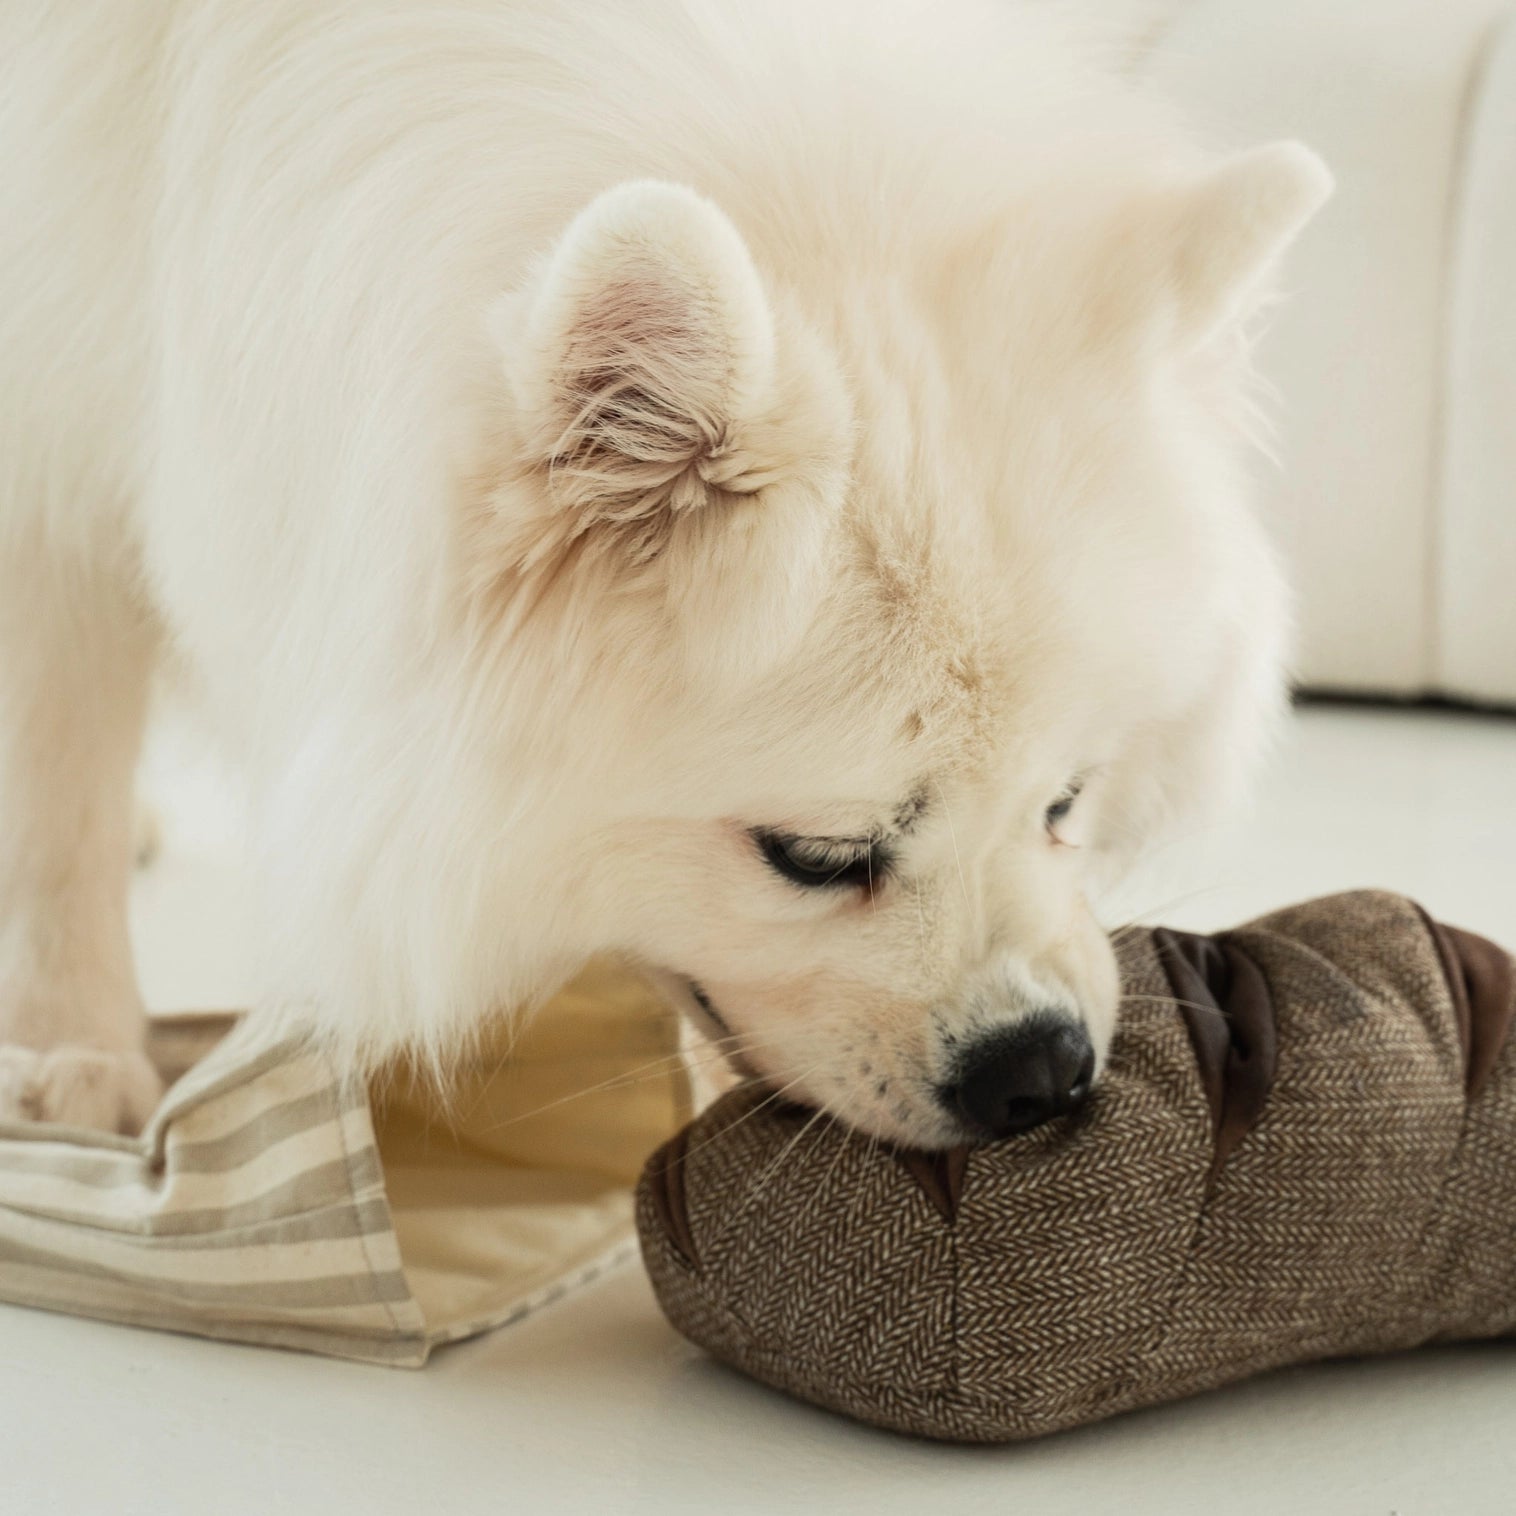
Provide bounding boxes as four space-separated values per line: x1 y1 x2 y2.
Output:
636 891 1516 1441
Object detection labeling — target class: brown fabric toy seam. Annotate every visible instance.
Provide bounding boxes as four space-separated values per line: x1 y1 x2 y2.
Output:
1138 924 1416 1390
1411 903 1516 1098
1151 926 1280 1186
1402 905 1516 1324
894 1146 971 1225
1147 907 1486 1370
1405 1094 1483 1325
945 1207 962 1407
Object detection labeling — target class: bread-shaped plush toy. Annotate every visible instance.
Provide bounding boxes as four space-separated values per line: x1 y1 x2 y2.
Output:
636 891 1516 1441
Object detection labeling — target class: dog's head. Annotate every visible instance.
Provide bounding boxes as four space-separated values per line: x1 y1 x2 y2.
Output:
472 147 1329 1148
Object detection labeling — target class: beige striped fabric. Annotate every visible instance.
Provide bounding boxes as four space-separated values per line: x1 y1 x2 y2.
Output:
0 963 698 1365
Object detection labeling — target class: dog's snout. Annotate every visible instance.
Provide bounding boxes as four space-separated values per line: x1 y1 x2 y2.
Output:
941 1014 1094 1140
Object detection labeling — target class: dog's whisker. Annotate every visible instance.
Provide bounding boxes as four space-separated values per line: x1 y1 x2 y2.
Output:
673 1058 835 1170
841 1125 884 1235
792 1086 873 1236
456 1032 753 1071
933 777 971 908
1120 991 1233 1024
462 1035 776 1136
703 1102 835 1255
694 1051 851 1215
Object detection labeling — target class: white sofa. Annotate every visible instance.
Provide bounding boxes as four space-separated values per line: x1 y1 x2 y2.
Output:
1131 0 1516 705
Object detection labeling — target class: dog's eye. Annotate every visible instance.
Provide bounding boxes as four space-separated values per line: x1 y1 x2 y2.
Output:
752 829 885 891
1044 781 1083 838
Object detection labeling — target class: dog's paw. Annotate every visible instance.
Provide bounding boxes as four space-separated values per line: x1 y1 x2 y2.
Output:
0 1044 163 1135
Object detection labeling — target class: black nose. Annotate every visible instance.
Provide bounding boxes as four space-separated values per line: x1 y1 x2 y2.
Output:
942 1015 1095 1139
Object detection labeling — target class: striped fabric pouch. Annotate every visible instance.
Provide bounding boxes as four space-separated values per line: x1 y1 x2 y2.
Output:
0 963 701 1365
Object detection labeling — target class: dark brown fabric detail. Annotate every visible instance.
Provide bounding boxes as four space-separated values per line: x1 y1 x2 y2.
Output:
1148 929 1278 1177
1152 929 1228 1137
643 1125 699 1271
1415 904 1516 1099
1417 904 1473 1071
1445 923 1516 1098
894 1145 971 1225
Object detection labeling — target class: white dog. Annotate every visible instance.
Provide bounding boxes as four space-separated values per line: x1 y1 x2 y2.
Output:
0 0 1327 1147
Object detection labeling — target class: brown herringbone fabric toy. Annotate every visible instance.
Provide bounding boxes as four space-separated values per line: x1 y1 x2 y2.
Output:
636 891 1516 1441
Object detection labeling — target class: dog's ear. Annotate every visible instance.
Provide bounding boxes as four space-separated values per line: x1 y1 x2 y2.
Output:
1161 142 1332 348
499 180 786 538
489 181 851 681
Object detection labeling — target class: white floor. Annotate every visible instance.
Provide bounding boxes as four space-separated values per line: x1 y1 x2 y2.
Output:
5 704 1516 1515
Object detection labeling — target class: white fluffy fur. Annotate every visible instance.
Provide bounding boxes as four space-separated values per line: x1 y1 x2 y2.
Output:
0 0 1327 1143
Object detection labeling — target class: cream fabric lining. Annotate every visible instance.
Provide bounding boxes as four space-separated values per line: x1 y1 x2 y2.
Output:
0 963 701 1365
376 963 699 1346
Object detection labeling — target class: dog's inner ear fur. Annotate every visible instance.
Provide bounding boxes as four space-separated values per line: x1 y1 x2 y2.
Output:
501 180 780 554
1162 141 1333 348
488 180 851 684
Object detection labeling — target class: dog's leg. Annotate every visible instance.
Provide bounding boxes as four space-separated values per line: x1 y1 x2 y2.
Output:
0 536 163 1133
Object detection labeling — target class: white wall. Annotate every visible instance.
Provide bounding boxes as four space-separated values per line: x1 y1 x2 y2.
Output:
1134 0 1516 703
